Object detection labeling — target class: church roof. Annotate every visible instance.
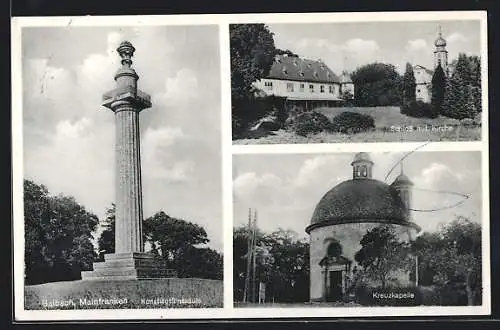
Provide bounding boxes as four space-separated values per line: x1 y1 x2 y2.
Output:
267 55 341 84
435 34 447 47
306 178 420 233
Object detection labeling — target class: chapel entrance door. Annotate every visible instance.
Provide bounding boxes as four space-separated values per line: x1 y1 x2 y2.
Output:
327 270 343 302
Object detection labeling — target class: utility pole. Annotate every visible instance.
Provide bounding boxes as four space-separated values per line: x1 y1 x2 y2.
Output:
243 208 252 303
415 255 419 287
251 209 257 303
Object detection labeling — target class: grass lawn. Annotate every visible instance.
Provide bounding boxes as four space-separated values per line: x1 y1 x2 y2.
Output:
25 278 223 309
233 106 481 144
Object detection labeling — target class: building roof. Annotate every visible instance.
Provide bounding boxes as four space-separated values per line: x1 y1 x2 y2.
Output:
267 55 341 84
351 152 373 165
306 178 420 233
391 172 414 186
340 74 353 83
435 34 447 47
413 64 434 76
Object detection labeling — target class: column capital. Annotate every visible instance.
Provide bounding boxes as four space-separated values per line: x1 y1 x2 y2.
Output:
102 86 152 112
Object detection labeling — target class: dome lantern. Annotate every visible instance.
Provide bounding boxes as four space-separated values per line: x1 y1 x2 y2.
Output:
351 152 373 179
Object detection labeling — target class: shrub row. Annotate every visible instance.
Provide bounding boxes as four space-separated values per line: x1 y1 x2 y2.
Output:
289 111 375 137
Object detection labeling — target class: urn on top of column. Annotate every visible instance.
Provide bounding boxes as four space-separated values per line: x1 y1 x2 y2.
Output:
102 40 152 112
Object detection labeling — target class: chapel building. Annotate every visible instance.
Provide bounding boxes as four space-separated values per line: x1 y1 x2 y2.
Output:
305 152 421 302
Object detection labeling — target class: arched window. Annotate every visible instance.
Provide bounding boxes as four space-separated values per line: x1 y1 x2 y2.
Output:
327 242 342 258
361 165 367 177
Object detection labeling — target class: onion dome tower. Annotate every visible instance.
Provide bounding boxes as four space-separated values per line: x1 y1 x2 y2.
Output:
434 26 448 75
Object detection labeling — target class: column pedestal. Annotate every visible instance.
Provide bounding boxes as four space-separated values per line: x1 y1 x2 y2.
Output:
81 252 177 280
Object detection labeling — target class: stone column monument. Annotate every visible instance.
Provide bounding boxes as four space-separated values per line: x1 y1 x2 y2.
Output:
82 41 174 280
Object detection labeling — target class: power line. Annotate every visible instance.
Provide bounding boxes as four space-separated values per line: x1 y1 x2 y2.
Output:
384 142 432 182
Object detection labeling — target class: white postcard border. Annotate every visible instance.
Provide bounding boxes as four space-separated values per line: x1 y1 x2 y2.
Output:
12 10 490 321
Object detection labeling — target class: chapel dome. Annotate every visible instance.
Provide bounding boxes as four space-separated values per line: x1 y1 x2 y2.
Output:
306 178 419 233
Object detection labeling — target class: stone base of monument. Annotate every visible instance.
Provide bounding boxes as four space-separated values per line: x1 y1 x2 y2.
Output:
81 252 177 280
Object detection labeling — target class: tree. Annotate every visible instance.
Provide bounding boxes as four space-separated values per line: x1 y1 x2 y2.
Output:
233 225 267 302
413 216 481 306
402 62 416 109
233 226 309 303
351 63 403 107
230 24 277 136
431 63 446 117
24 180 99 284
96 203 115 261
354 225 411 289
442 54 482 119
143 211 221 279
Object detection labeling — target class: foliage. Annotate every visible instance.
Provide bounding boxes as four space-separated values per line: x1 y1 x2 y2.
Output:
351 63 403 106
24 180 98 284
233 226 310 303
96 203 115 261
402 62 416 107
401 100 438 119
331 111 375 134
291 111 333 137
442 54 481 119
248 95 288 129
354 225 411 289
431 63 447 117
230 24 277 137
143 211 222 280
411 216 482 305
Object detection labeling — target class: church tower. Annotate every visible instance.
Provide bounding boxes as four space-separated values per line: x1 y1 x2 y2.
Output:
351 152 373 179
434 26 448 75
390 163 414 221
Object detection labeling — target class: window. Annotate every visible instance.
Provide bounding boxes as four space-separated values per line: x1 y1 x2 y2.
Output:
299 71 304 77
264 81 273 90
320 85 325 93
282 68 288 75
417 88 421 93
329 85 334 93
327 242 342 258
299 83 305 92
313 71 319 78
287 82 294 93
361 165 367 177
309 84 314 93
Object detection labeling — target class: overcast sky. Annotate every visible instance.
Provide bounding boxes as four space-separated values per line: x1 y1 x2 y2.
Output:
268 20 481 75
22 26 223 251
233 151 482 240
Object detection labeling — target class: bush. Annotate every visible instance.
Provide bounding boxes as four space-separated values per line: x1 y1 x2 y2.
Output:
232 95 287 139
401 100 438 118
291 111 333 137
330 111 375 134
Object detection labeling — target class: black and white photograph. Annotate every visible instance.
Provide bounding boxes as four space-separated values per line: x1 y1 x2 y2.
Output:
12 10 490 322
17 24 223 311
233 151 485 308
230 20 485 144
